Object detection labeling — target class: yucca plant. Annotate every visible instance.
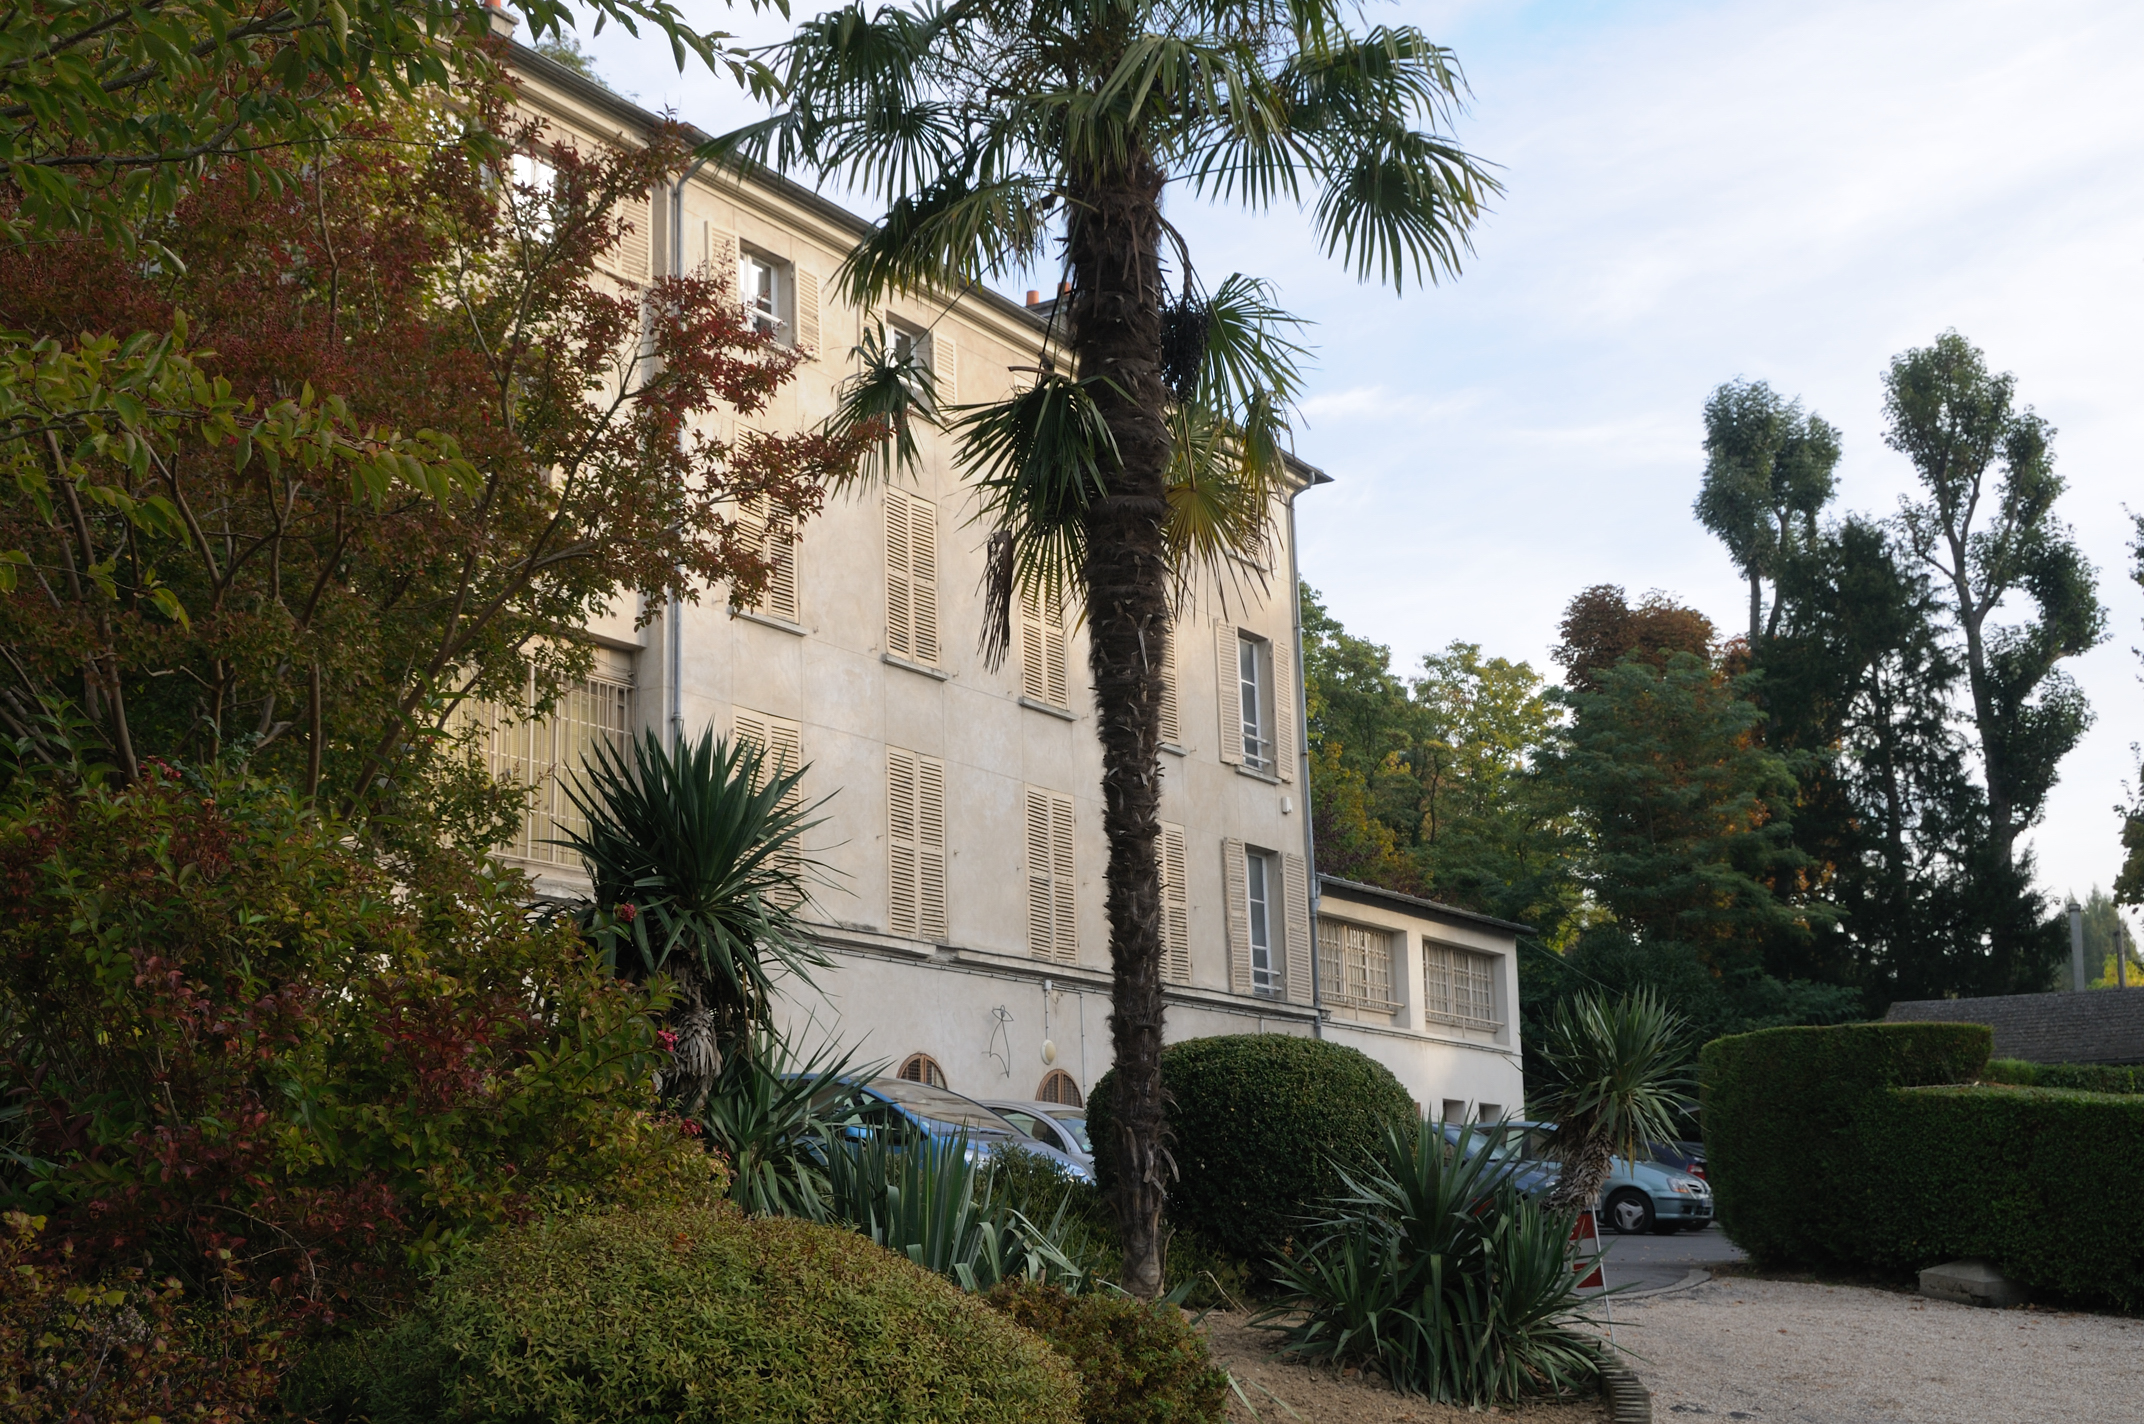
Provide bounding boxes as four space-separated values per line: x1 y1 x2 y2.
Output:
1530 989 1695 1214
822 1126 1085 1293
697 1030 871 1219
1259 1121 1599 1405
559 728 827 1112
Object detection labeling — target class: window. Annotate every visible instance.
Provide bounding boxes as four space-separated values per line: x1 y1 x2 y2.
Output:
733 709 805 896
739 249 786 336
884 488 939 665
1025 787 1077 963
507 153 556 241
1037 1070 1083 1107
1020 585 1069 708
464 658 634 865
1225 841 1312 1002
1424 944 1501 1030
897 1053 948 1089
1318 917 1396 1011
1159 822 1190 985
883 319 957 406
1245 849 1277 995
887 747 947 942
1214 623 1292 780
735 492 799 625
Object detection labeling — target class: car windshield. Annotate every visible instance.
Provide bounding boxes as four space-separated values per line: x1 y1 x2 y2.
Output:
868 1078 1016 1137
1042 1111 1091 1153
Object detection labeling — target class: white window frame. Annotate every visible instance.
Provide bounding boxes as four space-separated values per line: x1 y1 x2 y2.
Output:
463 657 634 866
1423 942 1502 1031
1238 632 1274 773
1245 848 1277 997
739 247 788 338
1318 916 1397 1012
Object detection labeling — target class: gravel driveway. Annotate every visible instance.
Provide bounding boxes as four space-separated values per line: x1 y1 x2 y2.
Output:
1595 1274 2144 1423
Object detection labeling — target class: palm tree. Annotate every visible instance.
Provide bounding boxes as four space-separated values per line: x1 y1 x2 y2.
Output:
723 0 1497 1295
561 729 825 1113
1530 990 1695 1216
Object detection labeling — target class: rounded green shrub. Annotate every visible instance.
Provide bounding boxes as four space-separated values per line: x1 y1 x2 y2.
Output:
985 1281 1227 1424
287 1204 1080 1424
1089 1035 1415 1266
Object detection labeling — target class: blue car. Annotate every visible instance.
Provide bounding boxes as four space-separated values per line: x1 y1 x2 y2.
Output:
816 1076 1095 1182
1441 1120 1712 1235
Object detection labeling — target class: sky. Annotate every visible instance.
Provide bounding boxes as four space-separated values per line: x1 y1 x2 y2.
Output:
569 0 2144 911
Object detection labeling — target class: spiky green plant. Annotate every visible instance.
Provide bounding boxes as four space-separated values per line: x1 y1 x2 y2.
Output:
697 1030 873 1218
1530 989 1695 1214
1258 1121 1599 1405
559 728 827 1111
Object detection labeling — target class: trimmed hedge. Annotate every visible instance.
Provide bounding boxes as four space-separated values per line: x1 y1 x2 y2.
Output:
1090 1035 1414 1266
1703 1022 2144 1310
1700 1022 1990 1268
985 1281 1228 1424
285 1205 1079 1424
1983 1058 2144 1095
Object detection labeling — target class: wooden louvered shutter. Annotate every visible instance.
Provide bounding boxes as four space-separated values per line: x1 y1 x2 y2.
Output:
704 223 738 288
1223 838 1252 993
1049 792 1076 962
1026 789 1055 959
737 711 804 895
888 748 920 938
1273 639 1295 783
1161 823 1190 985
1157 621 1181 747
795 266 821 355
917 754 946 941
603 196 650 283
1215 623 1244 765
1282 852 1312 1004
1046 596 1068 705
930 328 956 406
885 492 914 661
909 496 938 664
741 490 799 624
1021 586 1065 705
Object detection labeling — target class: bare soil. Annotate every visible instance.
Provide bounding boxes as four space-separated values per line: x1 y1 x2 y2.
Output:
1198 1311 1610 1424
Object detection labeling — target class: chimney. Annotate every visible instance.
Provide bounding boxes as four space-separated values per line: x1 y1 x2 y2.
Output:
1026 290 1040 307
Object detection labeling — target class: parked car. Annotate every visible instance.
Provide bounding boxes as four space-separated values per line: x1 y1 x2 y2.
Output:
1441 1120 1712 1235
814 1076 1095 1181
980 1099 1093 1174
1646 1138 1707 1181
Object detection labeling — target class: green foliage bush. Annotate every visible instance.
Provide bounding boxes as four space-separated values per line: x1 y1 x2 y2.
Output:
1701 1022 1990 1268
1089 1035 1414 1268
985 1281 1228 1424
288 1204 1081 1424
1703 1022 2144 1309
1983 1058 2144 1094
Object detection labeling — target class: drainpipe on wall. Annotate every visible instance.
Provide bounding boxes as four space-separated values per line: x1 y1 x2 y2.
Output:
665 157 717 751
1286 468 1324 1037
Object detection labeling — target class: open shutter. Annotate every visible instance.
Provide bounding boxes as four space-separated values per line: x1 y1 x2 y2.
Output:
888 748 920 938
885 492 914 660
1045 598 1068 707
1026 789 1055 959
1223 838 1252 993
918 754 947 941
1050 793 1077 963
1215 623 1244 765
704 223 738 287
600 196 650 284
795 266 821 355
1282 852 1313 1005
1273 640 1295 783
930 328 957 406
1161 823 1190 985
1157 621 1181 747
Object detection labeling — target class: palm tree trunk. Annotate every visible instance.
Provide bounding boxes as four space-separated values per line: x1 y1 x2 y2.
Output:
1067 153 1173 1300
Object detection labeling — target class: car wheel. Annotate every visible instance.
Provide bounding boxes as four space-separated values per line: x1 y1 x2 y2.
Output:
1605 1189 1654 1235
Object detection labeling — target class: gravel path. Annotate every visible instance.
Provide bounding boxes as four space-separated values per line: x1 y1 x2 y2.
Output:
1596 1274 2144 1423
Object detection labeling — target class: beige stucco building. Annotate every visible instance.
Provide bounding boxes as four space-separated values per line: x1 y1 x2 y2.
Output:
494 40 1524 1121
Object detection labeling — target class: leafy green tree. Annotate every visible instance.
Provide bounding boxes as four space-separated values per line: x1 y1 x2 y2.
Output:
1887 331 2106 879
2075 886 2143 989
738 0 1497 1297
1694 380 1842 645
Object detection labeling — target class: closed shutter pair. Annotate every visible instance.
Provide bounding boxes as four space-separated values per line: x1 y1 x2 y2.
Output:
885 488 939 664
734 489 799 624
1025 788 1077 963
887 748 947 942
1221 839 1313 1004
1020 588 1069 707
733 710 805 900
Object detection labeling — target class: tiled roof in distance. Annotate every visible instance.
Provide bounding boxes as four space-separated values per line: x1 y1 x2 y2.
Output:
1884 990 2144 1065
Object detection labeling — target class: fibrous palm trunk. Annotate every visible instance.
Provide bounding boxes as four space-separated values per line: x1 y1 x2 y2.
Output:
1067 150 1174 1300
1545 1137 1616 1218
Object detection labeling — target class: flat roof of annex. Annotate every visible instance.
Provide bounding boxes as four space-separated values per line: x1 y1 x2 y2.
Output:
1318 875 1534 939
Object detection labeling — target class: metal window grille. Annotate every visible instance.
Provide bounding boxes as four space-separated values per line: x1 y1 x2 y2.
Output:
467 669 634 865
1037 1070 1083 1107
1317 918 1396 1011
1423 943 1500 1030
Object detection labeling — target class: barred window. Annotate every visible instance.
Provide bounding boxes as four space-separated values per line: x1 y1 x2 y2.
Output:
897 1053 948 1089
462 659 634 866
1423 944 1500 1030
1318 918 1396 1011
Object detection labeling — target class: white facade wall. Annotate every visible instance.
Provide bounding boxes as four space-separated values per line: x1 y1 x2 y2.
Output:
508 49 1522 1117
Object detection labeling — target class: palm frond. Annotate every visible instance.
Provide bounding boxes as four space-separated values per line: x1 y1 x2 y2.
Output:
824 323 941 485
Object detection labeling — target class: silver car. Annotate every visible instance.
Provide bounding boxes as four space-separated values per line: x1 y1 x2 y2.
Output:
982 1098 1094 1176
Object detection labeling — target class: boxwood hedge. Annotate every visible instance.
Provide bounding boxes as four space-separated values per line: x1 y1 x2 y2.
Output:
1089 1034 1414 1267
1702 1021 2144 1309
285 1205 1079 1424
1982 1058 2144 1094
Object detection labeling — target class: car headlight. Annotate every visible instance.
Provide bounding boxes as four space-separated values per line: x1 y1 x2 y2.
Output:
1669 1177 1701 1195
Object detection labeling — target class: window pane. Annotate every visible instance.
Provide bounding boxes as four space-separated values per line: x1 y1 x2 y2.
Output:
1247 853 1275 993
1239 636 1266 769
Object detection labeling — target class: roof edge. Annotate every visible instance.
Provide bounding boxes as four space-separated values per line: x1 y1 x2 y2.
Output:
1317 875 1534 937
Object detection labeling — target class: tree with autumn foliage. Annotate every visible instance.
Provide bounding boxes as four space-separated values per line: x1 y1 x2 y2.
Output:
0 77 876 844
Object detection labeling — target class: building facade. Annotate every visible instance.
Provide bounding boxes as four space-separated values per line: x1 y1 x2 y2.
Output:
495 42 1524 1120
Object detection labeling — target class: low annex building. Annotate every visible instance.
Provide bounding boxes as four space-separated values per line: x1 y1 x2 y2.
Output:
482 38 1526 1120
1885 991 2144 1067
